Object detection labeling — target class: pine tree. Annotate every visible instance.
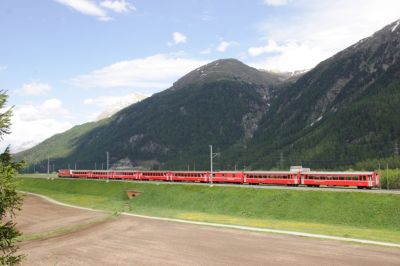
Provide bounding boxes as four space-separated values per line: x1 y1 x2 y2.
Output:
0 91 23 265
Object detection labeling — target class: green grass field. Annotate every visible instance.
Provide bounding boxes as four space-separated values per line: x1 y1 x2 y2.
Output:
17 175 400 243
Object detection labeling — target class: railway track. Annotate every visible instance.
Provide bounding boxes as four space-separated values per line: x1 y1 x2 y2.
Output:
24 174 400 194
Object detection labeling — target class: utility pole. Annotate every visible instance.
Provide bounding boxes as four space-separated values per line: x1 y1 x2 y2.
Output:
106 152 109 170
47 157 50 174
209 145 219 184
75 162 77 170
106 152 109 182
280 151 284 170
386 163 389 190
95 162 97 170
394 140 399 156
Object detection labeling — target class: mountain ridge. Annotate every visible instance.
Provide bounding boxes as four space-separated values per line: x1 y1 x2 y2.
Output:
16 19 400 171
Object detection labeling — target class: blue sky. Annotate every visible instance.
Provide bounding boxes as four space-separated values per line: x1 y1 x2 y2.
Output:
1 0 400 152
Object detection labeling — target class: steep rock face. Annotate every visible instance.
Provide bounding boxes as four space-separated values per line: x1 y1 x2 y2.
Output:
271 19 400 128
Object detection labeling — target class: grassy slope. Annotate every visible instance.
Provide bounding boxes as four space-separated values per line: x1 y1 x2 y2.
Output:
17 175 400 243
15 119 109 164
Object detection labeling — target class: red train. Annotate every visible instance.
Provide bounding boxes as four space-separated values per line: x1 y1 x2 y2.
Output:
57 169 380 189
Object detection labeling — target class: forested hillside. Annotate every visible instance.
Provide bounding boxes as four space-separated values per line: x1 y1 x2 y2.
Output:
17 20 400 171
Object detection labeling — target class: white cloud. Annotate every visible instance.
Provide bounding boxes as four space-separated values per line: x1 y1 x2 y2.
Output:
84 92 147 106
217 41 231 52
248 40 285 56
251 0 400 71
168 32 187 46
17 98 68 121
250 41 326 72
84 92 149 120
15 82 52 96
100 0 135 13
72 54 208 90
42 98 63 110
1 99 71 153
55 0 111 21
264 0 288 6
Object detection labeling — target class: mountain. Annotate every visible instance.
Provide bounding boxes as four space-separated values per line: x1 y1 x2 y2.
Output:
17 59 290 171
171 59 289 90
94 92 149 121
236 19 400 169
17 20 400 171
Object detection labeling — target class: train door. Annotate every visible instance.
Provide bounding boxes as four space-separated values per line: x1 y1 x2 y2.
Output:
368 175 372 187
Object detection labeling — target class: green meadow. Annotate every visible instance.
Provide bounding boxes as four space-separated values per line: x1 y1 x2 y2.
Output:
17 175 400 244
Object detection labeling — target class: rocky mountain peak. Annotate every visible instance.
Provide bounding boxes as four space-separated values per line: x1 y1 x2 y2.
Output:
171 58 285 91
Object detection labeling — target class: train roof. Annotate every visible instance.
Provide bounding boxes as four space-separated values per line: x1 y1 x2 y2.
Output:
303 171 375 175
244 171 295 174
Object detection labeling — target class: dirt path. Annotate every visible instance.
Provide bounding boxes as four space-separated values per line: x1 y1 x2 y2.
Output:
16 194 106 235
17 195 400 266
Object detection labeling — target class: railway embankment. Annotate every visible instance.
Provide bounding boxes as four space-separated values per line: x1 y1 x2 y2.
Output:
17 176 400 244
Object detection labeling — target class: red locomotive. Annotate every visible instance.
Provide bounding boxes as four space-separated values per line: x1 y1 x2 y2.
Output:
57 168 380 189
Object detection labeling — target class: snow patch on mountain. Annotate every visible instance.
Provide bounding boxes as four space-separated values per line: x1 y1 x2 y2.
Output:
89 93 149 121
391 20 400 32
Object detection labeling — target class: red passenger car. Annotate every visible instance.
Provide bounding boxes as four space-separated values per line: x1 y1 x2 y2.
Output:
71 170 91 178
301 171 380 188
141 171 169 181
90 170 109 179
244 171 300 185
212 171 244 183
112 171 136 179
171 171 209 182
